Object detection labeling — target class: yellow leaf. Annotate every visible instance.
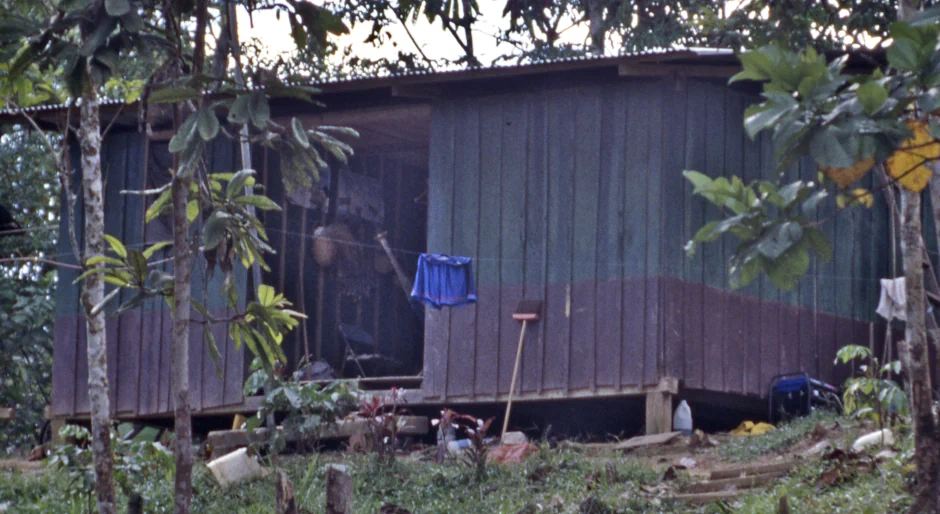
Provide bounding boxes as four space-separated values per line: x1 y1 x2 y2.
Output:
886 120 940 193
852 188 874 208
819 156 875 189
836 194 846 209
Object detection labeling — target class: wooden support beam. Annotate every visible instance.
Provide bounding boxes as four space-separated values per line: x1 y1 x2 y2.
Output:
645 389 674 435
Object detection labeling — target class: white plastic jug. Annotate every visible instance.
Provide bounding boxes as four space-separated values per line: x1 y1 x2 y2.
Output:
673 400 693 435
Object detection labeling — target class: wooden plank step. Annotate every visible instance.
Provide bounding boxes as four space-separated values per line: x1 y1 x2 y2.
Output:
709 460 798 480
682 471 783 494
208 416 429 455
0 460 43 472
667 490 747 505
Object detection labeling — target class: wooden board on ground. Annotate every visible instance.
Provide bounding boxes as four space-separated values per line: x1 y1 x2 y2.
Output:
208 416 429 455
0 460 43 472
667 490 746 505
0 407 14 420
709 460 798 480
559 431 682 454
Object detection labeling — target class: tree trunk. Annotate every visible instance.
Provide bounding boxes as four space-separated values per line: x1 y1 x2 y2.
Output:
171 171 194 514
78 70 118 514
587 0 605 55
901 190 940 513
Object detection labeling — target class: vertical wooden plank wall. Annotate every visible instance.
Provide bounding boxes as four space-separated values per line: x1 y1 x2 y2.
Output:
423 76 887 402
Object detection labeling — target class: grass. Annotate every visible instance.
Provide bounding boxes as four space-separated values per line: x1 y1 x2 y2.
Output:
0 415 917 514
718 410 842 462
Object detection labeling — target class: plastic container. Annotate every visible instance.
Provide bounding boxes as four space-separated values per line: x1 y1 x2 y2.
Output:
673 400 693 435
447 439 472 454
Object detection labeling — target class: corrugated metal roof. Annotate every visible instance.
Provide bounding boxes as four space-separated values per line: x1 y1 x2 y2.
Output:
0 47 734 118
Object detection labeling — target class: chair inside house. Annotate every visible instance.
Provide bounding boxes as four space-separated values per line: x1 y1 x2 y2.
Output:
338 323 402 377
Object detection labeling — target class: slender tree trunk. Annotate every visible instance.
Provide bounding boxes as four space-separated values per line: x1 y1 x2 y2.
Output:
587 0 606 55
171 3 206 512
171 171 194 514
78 70 117 514
901 190 940 513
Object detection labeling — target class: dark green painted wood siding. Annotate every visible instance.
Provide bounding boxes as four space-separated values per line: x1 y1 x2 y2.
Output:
424 76 886 400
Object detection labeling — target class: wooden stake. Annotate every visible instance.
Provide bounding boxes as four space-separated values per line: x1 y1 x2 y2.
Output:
325 464 353 514
298 208 311 366
501 319 528 438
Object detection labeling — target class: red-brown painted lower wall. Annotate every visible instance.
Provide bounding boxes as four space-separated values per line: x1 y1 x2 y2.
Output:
424 276 873 401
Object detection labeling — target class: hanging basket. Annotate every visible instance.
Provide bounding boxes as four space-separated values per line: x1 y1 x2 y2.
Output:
312 224 354 268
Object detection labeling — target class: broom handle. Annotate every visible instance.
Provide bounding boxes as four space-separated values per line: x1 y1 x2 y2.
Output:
502 319 528 438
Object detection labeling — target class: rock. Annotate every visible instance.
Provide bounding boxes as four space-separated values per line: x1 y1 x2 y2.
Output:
488 442 539 464
679 457 697 469
689 429 717 449
501 431 528 446
852 429 894 452
875 449 899 461
801 440 832 457
206 448 268 488
811 422 828 440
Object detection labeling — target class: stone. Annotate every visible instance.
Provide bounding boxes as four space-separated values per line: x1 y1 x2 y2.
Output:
501 431 528 446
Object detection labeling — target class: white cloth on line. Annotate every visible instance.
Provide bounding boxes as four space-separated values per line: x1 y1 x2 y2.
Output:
876 277 906 321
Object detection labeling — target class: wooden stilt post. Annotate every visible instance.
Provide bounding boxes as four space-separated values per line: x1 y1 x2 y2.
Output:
645 378 678 435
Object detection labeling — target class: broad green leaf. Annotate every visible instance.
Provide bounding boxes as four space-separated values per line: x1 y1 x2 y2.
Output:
226 169 255 199
737 50 774 80
809 129 856 168
248 92 270 129
856 81 888 116
764 246 810 291
196 109 219 141
168 112 198 154
743 96 795 140
292 117 310 148
227 95 251 125
257 284 276 307
105 0 131 17
103 234 127 258
186 199 199 222
142 241 172 259
757 222 803 260
202 212 229 250
235 195 282 211
887 38 920 72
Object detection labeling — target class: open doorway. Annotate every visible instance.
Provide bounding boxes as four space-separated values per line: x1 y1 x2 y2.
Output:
260 103 430 383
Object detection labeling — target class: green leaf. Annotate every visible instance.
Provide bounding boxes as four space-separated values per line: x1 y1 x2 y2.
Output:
85 255 124 267
127 250 148 283
149 87 202 104
196 109 219 141
204 325 223 379
856 81 888 116
757 222 804 260
234 195 281 211
887 38 920 72
258 284 276 307
103 234 127 259
764 246 810 291
142 241 172 260
168 112 198 154
248 92 270 129
186 199 199 222
145 189 172 223
809 129 856 168
803 228 833 263
202 212 229 250
743 96 795 140
105 0 131 16
227 95 251 124
292 117 310 148
226 169 255 199
737 50 774 80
